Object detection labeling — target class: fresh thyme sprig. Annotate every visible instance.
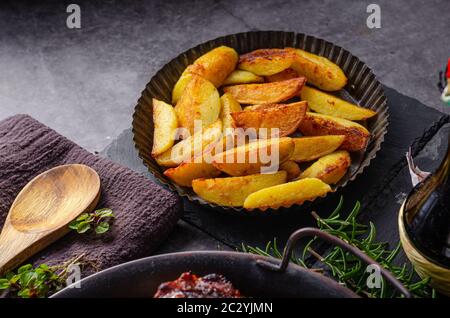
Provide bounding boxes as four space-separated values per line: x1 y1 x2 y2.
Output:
242 197 436 298
0 255 84 298
69 208 115 234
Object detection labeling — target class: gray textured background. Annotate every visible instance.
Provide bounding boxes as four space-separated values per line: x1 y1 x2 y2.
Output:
0 0 448 152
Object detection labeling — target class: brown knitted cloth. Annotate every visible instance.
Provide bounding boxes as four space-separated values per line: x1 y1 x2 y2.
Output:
0 114 182 277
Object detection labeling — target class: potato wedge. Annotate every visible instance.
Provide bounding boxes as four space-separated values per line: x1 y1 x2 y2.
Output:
231 101 307 137
164 159 221 187
220 93 242 131
299 112 370 152
280 160 301 180
213 137 294 176
192 171 287 207
151 99 178 156
172 72 195 105
300 151 351 184
244 104 274 111
155 120 222 167
288 48 347 91
243 177 332 210
172 46 238 103
223 77 306 104
244 102 288 111
238 48 296 76
301 86 376 120
175 75 221 135
291 135 346 162
265 68 299 82
189 46 238 87
223 70 264 85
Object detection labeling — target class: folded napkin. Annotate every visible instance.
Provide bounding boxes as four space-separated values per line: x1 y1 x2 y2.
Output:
0 114 182 277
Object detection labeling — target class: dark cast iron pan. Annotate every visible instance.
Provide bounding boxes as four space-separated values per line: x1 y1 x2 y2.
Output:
52 228 410 298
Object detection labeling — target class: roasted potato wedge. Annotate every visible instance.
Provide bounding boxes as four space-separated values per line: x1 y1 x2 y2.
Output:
175 75 221 135
151 99 178 156
213 137 294 176
288 48 347 91
223 70 264 85
155 120 222 167
243 177 332 210
300 151 351 184
192 171 287 207
301 86 376 120
172 72 195 105
231 101 307 137
291 135 346 162
188 46 238 87
244 102 289 111
223 77 306 104
172 46 238 103
280 160 301 180
164 159 221 187
220 93 242 131
299 112 370 152
244 103 276 111
265 68 299 82
238 48 296 76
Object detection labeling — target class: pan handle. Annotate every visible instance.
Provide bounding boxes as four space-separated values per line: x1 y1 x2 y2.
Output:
256 227 411 298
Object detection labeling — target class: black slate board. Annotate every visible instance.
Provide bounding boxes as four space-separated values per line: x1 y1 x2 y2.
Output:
102 86 449 253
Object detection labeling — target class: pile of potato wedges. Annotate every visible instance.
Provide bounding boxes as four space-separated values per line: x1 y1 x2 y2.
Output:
151 46 377 211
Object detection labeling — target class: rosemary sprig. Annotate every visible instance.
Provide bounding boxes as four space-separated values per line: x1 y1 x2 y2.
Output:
242 197 436 298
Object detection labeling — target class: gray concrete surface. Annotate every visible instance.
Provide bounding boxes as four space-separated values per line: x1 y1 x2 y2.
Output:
0 0 448 152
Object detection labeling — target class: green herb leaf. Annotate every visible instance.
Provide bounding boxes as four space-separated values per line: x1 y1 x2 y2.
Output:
17 264 32 274
0 278 10 289
75 213 89 222
95 222 109 234
76 221 91 234
17 288 31 298
8 274 19 285
94 208 114 218
68 222 78 230
19 271 37 287
69 208 114 235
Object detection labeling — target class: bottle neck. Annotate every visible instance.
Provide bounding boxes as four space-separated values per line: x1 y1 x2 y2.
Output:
407 132 450 214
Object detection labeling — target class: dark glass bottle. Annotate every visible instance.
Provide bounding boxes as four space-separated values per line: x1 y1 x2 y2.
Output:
403 132 450 268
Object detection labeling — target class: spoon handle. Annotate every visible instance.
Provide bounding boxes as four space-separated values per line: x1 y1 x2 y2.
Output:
0 222 57 276
0 224 34 275
0 227 24 275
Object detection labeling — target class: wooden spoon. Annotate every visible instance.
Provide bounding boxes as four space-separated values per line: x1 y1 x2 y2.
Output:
0 164 100 275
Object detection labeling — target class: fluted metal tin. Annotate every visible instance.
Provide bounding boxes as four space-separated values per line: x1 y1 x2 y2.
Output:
132 31 388 214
